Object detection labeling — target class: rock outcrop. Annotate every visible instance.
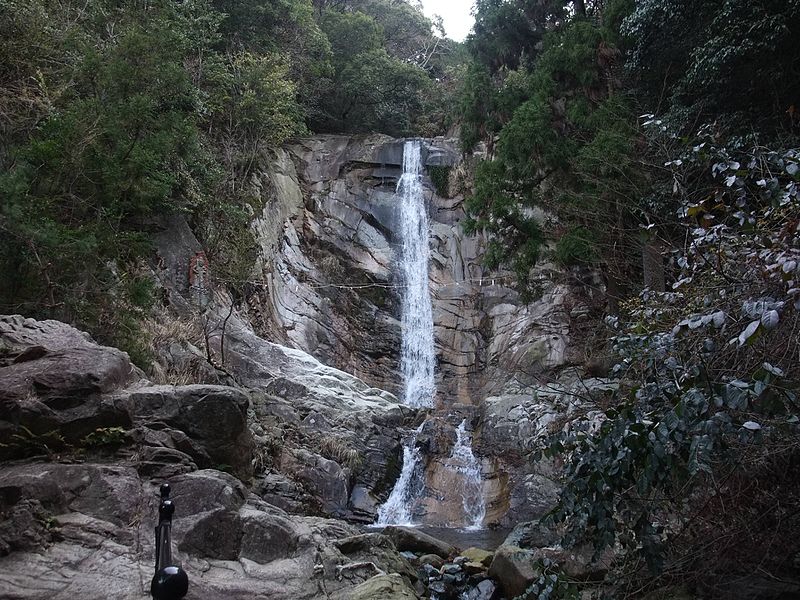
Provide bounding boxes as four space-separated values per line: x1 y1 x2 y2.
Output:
0 462 418 599
0 315 422 599
0 315 253 480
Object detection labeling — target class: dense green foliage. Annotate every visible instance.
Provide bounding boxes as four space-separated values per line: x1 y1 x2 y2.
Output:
312 10 429 134
624 0 800 129
458 0 800 596
462 5 644 296
544 135 800 595
0 0 223 362
0 0 461 361
460 0 799 295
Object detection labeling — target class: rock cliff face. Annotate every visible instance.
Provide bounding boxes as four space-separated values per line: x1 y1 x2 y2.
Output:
244 135 594 402
239 134 607 527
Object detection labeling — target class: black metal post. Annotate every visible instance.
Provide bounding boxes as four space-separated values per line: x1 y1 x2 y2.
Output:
151 483 189 600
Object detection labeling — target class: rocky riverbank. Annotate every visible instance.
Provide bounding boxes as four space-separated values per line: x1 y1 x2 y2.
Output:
0 314 539 599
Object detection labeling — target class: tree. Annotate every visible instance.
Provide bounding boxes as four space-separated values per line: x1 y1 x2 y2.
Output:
623 0 800 132
461 11 642 298
311 9 431 135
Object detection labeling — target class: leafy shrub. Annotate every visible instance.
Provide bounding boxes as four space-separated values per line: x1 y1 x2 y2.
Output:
80 427 128 448
428 165 452 198
543 128 800 589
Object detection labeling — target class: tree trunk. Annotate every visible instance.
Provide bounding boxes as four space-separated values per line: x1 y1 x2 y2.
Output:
642 241 666 292
574 0 586 16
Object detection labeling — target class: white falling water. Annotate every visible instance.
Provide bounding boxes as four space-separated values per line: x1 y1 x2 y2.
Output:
376 424 425 525
449 420 486 530
398 140 436 409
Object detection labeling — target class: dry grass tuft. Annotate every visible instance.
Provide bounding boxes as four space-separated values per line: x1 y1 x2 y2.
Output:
319 436 362 471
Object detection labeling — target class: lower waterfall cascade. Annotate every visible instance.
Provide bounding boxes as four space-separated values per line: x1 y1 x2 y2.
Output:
375 424 425 526
448 420 486 530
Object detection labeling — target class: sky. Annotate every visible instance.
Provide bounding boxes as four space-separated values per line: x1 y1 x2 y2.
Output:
419 0 475 42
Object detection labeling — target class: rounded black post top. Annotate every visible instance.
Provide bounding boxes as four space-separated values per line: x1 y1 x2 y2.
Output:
151 566 189 600
160 483 171 499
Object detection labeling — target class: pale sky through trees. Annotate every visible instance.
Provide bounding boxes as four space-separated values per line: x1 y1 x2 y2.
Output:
420 0 474 41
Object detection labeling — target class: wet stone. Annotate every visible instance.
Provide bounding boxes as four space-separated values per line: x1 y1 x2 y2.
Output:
420 553 445 569
423 563 441 578
428 580 456 600
442 563 461 575
460 547 494 567
442 573 467 586
468 573 489 586
466 579 497 600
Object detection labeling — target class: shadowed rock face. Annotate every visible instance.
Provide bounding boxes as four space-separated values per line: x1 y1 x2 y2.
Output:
0 315 255 480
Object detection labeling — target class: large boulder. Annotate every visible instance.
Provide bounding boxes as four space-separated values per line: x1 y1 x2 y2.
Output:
382 527 457 559
282 448 349 516
334 532 416 583
0 315 253 479
348 574 419 600
0 315 139 451
487 545 539 599
125 385 253 480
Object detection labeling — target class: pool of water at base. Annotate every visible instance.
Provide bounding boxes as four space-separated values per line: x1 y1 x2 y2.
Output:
368 525 511 551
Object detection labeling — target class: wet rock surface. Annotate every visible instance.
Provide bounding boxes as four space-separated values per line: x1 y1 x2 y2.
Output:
349 573 420 600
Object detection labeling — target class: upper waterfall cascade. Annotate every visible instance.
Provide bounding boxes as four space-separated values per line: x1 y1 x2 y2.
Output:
398 140 436 409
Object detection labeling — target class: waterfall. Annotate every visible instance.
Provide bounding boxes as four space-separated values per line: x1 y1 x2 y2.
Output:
449 420 486 530
375 140 434 526
376 141 487 530
376 424 425 526
398 140 436 408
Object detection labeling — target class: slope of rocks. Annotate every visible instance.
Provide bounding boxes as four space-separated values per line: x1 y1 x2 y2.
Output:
0 315 418 599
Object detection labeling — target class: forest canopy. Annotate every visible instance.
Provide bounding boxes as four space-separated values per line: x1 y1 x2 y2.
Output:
0 0 463 358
